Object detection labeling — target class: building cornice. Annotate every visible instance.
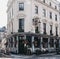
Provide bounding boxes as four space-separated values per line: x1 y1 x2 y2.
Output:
35 0 59 12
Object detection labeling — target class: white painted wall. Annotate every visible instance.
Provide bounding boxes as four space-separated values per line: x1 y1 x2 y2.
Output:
7 0 60 36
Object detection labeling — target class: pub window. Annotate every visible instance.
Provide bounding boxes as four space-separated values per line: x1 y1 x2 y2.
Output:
10 38 13 47
26 36 32 47
55 6 57 9
34 37 40 48
14 37 17 48
49 2 52 6
56 27 58 36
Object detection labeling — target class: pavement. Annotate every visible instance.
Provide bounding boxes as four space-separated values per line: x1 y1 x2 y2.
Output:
10 53 57 58
0 53 60 58
10 54 60 59
11 54 33 58
0 53 13 58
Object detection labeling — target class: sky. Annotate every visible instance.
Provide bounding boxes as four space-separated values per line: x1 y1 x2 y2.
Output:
0 0 60 28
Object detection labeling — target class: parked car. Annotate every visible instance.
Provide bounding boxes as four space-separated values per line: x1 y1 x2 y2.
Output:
35 49 41 55
41 48 48 54
56 48 60 54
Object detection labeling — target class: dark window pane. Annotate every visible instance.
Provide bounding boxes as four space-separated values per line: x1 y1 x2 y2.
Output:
55 15 57 21
35 6 38 14
26 36 32 47
43 0 45 3
19 3 24 11
50 38 54 47
19 18 24 32
43 23 46 34
56 27 58 36
34 37 40 48
50 12 52 19
43 38 48 48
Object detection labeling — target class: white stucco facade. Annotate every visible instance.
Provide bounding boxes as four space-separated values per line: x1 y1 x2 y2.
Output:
7 0 60 37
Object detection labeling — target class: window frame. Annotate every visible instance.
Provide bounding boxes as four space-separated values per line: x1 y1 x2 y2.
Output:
43 0 45 3
50 12 52 19
43 23 46 34
55 14 57 21
43 9 46 17
19 3 24 11
35 6 38 14
19 18 24 30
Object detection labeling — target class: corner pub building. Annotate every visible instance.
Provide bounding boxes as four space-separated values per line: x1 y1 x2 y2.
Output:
7 0 60 54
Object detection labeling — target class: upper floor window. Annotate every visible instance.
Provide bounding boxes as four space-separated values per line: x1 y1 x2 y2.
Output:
19 3 24 11
55 6 57 9
43 0 45 3
55 14 57 21
43 9 46 17
50 38 54 47
56 27 58 36
50 12 52 19
43 23 46 34
50 25 53 35
35 6 38 14
19 18 24 32
49 2 52 6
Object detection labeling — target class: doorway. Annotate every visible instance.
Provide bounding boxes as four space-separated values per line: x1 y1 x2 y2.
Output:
42 38 48 48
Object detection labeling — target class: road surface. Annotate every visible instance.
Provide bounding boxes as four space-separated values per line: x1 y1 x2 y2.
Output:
1 54 60 59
